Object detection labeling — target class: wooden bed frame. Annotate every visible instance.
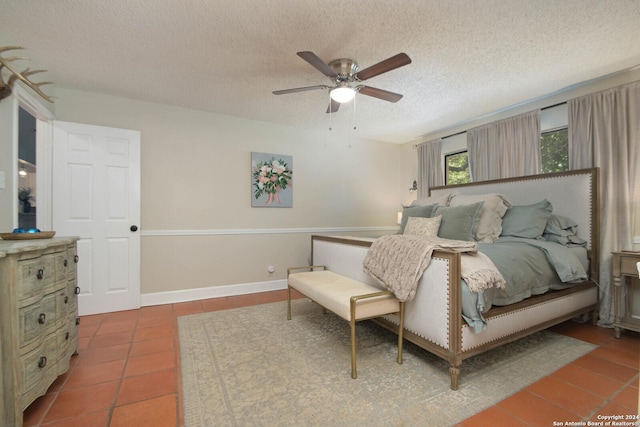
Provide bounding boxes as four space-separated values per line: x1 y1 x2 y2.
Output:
311 168 600 390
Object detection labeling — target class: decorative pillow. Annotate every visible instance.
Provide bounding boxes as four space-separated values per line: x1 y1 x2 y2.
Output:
412 193 453 207
449 193 511 242
543 214 587 246
403 215 442 237
500 199 553 239
432 202 484 241
397 204 437 234
544 214 578 237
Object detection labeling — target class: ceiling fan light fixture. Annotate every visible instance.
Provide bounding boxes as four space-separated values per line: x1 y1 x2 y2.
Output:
330 85 356 103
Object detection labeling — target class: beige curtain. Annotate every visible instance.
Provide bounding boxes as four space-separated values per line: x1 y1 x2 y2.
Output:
417 139 443 199
468 110 541 181
568 81 640 326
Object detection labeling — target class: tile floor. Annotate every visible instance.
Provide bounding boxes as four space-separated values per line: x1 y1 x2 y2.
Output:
23 290 639 427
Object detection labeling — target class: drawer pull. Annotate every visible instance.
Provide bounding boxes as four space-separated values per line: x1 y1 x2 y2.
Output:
38 313 46 324
38 356 47 369
37 269 44 280
74 255 79 263
75 287 81 295
75 317 80 326
64 259 68 267
64 296 68 304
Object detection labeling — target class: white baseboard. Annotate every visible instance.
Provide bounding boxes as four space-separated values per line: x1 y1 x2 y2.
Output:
140 279 288 307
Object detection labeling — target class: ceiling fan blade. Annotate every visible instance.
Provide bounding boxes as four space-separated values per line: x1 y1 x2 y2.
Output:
297 51 338 78
358 86 403 103
355 53 411 81
326 99 340 114
273 85 328 95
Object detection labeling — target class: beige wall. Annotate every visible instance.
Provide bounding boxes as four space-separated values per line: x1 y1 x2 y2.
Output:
52 89 405 296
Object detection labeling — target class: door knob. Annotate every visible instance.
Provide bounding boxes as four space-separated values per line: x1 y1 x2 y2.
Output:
130 225 138 232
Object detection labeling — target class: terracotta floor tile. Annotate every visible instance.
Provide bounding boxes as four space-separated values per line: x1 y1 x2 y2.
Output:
140 305 174 317
551 364 625 398
136 313 174 329
591 401 638 419
200 297 234 312
103 309 140 323
76 343 130 366
228 293 261 308
550 322 616 345
130 336 174 357
88 330 135 349
612 384 640 411
77 323 99 338
116 369 177 406
133 323 174 342
497 390 579 425
526 376 604 417
63 359 126 389
457 406 528 427
77 313 107 327
172 300 204 316
95 319 138 335
39 410 110 427
124 350 175 377
574 354 638 383
589 345 640 369
606 332 640 353
42 381 119 423
110 394 177 427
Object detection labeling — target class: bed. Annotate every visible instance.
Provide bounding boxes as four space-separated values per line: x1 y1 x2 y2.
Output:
311 168 600 390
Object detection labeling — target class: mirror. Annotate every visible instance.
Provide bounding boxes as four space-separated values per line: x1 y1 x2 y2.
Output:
18 107 37 229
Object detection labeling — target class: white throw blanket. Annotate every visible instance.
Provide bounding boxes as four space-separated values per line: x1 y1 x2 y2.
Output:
362 235 505 301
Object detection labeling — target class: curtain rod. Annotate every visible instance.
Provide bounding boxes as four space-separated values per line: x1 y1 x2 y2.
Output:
414 102 568 147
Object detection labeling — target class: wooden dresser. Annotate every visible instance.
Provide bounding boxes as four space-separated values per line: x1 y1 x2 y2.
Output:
612 251 640 338
0 237 80 426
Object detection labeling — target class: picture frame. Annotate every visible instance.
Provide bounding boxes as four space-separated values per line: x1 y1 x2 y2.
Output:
251 152 293 208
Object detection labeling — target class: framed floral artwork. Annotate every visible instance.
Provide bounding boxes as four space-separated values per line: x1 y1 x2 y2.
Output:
251 152 293 207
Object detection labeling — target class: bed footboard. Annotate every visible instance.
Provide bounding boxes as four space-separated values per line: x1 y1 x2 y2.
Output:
311 234 598 390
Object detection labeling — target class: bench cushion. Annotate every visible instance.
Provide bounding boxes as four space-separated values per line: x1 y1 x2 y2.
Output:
289 270 400 321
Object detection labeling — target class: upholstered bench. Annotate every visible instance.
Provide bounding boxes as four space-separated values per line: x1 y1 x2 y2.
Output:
287 265 405 379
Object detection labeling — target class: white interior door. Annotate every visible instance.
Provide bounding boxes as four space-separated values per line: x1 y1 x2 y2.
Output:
53 121 141 315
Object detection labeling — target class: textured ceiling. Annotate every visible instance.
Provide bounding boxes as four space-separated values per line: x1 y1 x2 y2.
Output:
1 0 639 143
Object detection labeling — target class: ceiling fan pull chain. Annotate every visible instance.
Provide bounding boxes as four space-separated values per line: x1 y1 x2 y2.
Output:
329 92 333 131
353 95 357 130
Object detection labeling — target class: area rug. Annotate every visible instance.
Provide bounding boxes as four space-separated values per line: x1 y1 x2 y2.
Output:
178 300 596 427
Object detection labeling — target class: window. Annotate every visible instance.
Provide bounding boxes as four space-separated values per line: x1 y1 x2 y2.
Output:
445 151 470 185
540 128 568 174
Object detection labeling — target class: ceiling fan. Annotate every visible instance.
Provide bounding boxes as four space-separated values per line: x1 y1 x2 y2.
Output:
273 51 411 113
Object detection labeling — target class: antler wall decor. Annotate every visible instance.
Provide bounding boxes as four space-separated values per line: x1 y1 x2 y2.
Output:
0 46 54 103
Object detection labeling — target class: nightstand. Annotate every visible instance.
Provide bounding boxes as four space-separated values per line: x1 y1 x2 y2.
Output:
612 251 640 338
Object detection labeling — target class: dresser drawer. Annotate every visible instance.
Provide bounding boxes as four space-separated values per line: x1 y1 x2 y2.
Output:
18 254 56 301
620 255 640 276
19 293 58 351
21 334 58 406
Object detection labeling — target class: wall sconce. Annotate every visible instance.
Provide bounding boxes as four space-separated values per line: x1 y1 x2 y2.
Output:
409 180 417 192
19 165 27 178
397 211 402 225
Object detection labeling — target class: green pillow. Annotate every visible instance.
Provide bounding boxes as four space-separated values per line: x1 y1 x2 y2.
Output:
397 204 436 234
501 199 553 239
432 202 484 241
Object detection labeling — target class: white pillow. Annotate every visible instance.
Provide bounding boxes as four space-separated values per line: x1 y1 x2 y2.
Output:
403 216 442 237
449 193 511 242
412 193 453 207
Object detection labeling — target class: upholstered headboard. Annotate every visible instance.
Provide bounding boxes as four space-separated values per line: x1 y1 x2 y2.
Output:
429 168 600 280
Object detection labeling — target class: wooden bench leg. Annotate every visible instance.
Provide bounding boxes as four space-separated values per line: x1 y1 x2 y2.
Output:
350 317 357 379
287 285 292 321
397 301 405 365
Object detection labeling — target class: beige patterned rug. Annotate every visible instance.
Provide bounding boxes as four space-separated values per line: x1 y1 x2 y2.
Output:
178 300 595 427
